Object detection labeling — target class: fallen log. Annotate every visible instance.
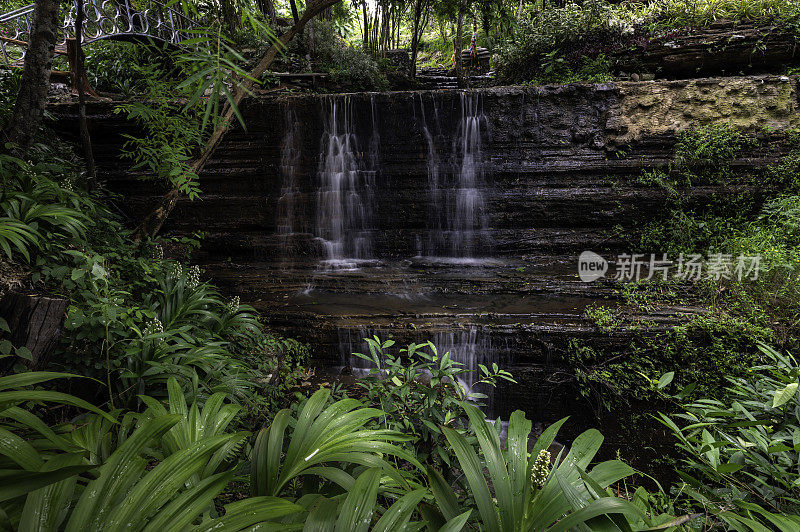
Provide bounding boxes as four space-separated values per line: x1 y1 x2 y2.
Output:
613 21 800 79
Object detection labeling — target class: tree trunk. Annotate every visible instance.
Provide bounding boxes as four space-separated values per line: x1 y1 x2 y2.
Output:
288 0 300 24
362 1 369 49
454 0 467 88
73 2 97 190
220 0 239 32
257 0 277 25
480 3 490 39
0 291 69 370
409 0 428 78
4 0 60 154
437 16 448 42
134 0 343 240
308 19 315 59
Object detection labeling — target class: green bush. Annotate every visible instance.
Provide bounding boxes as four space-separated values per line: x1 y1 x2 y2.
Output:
353 337 515 467
0 145 301 418
640 0 800 29
83 41 172 95
495 1 630 84
0 68 21 126
281 20 388 91
658 344 800 528
496 0 800 84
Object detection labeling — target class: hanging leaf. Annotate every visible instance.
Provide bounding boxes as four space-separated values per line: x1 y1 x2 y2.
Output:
772 382 798 408
657 372 675 389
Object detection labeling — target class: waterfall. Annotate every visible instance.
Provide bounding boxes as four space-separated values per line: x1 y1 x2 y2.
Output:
338 327 384 376
277 107 302 259
431 327 506 414
337 325 507 417
451 93 489 257
315 96 377 269
419 92 489 258
417 94 444 255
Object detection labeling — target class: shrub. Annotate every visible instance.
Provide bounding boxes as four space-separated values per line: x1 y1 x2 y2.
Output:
427 403 682 531
0 68 21 126
353 337 515 467
495 1 636 84
0 373 244 530
659 344 800 528
282 20 388 91
640 0 800 29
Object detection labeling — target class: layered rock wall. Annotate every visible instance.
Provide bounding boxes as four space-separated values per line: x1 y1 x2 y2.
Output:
47 76 800 429
49 76 798 262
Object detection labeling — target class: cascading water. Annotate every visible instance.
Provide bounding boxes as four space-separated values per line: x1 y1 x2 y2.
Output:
276 107 302 259
431 327 507 415
418 92 489 258
337 325 507 417
416 94 444 255
338 326 384 375
315 96 377 269
451 93 489 257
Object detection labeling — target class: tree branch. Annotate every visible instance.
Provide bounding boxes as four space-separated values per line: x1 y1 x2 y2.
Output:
133 0 343 241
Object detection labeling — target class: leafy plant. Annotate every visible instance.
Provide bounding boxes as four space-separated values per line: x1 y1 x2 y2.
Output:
428 403 681 531
0 372 240 530
139 376 250 482
115 94 204 200
658 343 800 528
250 387 421 498
354 337 515 467
0 155 88 263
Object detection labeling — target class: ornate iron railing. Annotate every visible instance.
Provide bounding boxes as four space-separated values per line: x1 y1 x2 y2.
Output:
0 0 199 65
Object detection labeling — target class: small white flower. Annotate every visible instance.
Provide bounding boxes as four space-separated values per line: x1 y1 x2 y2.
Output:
165 262 182 279
227 295 240 314
186 265 200 289
143 316 164 338
150 244 164 261
530 449 551 489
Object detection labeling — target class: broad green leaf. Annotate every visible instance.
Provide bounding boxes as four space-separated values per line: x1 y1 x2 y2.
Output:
334 468 382 532
438 510 472 532
657 372 674 389
0 427 44 470
142 472 233 532
426 465 460 521
0 372 84 392
442 425 499 532
373 489 427 532
303 496 339 532
547 498 644 532
772 382 798 408
0 466 94 503
195 497 304 531
65 415 180 531
461 404 515 531
18 453 84 532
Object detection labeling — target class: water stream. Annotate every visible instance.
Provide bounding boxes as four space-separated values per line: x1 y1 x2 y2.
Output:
315 95 377 269
418 92 490 258
277 107 302 261
281 93 506 417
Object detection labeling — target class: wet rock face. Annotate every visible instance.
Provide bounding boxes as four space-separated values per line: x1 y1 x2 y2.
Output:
47 76 799 425
146 76 797 261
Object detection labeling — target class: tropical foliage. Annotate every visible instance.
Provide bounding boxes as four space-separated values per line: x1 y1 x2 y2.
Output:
658 343 800 529
5 1 800 530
